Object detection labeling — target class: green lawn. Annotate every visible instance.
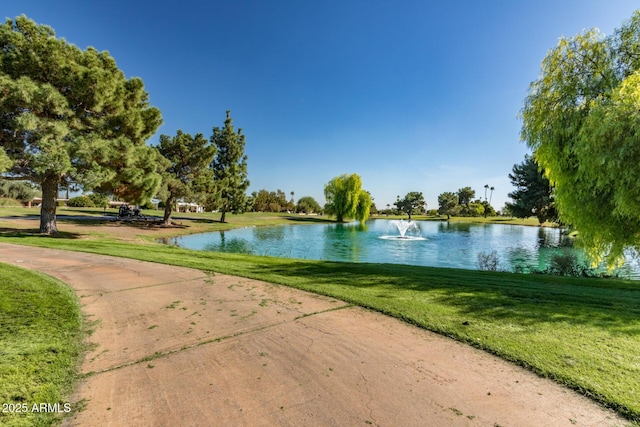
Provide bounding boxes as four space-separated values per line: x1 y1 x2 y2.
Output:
0 263 84 427
1 233 639 422
1 206 553 227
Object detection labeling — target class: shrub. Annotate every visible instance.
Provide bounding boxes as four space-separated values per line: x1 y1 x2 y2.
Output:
530 251 615 278
140 200 155 210
67 195 95 207
477 250 500 271
0 180 38 201
87 193 110 208
547 252 579 276
512 264 527 274
0 197 22 206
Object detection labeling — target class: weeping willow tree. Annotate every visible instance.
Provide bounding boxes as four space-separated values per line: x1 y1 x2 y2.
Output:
324 173 371 223
521 10 640 267
0 16 162 234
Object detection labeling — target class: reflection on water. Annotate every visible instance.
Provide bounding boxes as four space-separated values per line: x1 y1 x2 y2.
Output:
322 223 369 263
204 232 253 254
438 221 471 234
254 226 285 241
163 220 640 279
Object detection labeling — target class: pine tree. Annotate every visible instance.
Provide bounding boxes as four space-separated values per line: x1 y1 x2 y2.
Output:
209 111 249 223
0 16 162 233
506 155 556 225
157 130 215 225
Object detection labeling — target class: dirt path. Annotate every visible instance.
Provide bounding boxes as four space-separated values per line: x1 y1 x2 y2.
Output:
0 243 627 426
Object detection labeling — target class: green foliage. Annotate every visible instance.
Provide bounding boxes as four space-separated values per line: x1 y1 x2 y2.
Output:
446 188 490 217
0 197 21 206
209 111 249 222
140 200 156 210
250 189 291 212
456 200 485 217
547 253 582 276
368 200 378 215
323 173 371 223
87 192 110 208
66 193 109 208
355 190 372 223
295 196 322 214
394 192 426 220
521 10 640 267
437 191 458 219
456 187 475 206
0 16 162 233
156 130 215 224
0 148 11 172
67 195 95 207
506 155 556 224
528 252 615 278
480 201 496 217
0 180 38 201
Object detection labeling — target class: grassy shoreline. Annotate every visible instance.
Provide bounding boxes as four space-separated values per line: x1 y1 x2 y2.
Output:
0 263 85 427
1 210 638 422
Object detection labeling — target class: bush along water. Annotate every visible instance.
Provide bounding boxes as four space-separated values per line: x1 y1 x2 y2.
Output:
477 251 500 271
479 250 618 278
525 252 618 279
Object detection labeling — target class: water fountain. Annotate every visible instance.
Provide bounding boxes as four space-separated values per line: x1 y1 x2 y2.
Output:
380 220 426 240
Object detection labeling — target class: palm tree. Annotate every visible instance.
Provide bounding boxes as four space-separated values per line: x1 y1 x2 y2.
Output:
489 186 495 204
484 184 489 201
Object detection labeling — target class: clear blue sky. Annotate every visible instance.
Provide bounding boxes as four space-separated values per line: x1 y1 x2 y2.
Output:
4 1 639 210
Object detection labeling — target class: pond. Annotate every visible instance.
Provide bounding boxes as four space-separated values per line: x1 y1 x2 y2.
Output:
164 219 640 279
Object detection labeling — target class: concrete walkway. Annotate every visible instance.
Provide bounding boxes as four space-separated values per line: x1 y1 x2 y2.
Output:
0 243 626 426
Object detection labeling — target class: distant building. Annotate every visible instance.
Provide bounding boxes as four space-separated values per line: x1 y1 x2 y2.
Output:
28 197 68 208
176 201 204 213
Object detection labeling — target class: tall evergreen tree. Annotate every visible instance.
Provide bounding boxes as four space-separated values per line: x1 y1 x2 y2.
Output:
210 111 249 223
157 130 215 225
506 155 556 225
0 16 162 234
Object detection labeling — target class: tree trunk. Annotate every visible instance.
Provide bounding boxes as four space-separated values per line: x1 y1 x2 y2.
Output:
220 209 227 223
163 198 173 226
40 175 59 234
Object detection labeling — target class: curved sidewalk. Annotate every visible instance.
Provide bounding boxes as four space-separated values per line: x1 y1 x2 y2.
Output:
0 243 626 426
